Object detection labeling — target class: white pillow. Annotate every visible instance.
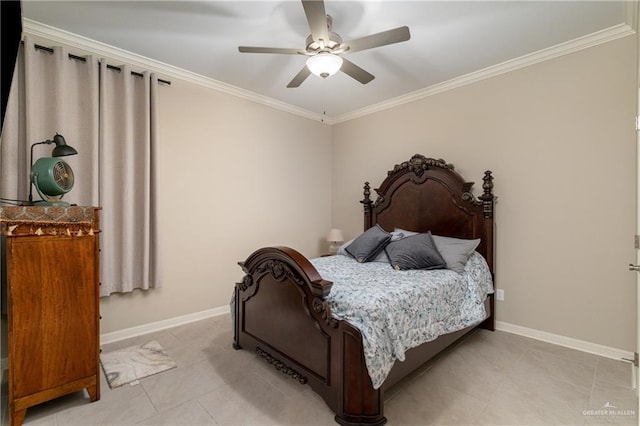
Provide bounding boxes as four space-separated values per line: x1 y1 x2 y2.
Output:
431 235 480 274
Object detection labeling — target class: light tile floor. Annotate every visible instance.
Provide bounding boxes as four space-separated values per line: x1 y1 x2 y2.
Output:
3 315 638 425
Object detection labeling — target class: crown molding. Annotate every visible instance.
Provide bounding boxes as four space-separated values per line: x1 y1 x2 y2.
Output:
331 23 636 124
22 19 325 123
624 0 638 32
23 18 634 127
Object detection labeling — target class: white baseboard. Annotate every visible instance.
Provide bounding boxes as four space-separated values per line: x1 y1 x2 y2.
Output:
1 315 633 370
99 305 229 345
496 321 634 361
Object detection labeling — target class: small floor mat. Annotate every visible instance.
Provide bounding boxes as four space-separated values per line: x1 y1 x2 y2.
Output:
100 340 177 388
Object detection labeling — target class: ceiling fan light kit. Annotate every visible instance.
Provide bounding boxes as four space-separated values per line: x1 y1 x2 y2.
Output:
238 0 410 88
306 53 343 78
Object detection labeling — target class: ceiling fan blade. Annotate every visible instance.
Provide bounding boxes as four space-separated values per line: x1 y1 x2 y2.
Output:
302 0 329 46
340 58 374 85
343 26 411 54
238 46 304 55
287 66 312 88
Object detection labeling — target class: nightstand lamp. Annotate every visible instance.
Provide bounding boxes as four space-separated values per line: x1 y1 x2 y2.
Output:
327 228 344 255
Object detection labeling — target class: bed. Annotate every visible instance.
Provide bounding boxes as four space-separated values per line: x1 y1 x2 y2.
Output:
233 154 496 426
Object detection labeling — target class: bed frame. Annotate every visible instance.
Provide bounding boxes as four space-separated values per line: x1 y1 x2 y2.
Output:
233 154 495 425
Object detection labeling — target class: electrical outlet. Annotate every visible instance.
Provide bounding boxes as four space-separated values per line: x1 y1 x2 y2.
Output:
496 289 504 301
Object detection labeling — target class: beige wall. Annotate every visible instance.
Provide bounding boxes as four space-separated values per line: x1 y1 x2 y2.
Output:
99 80 332 333
332 36 637 351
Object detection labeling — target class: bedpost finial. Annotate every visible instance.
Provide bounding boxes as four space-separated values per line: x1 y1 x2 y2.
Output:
361 182 373 229
481 171 494 199
480 170 494 218
361 182 372 206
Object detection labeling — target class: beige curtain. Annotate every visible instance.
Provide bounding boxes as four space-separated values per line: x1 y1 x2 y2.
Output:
0 37 161 296
99 63 160 295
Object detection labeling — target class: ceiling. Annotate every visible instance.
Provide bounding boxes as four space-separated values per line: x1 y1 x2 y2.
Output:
21 1 633 120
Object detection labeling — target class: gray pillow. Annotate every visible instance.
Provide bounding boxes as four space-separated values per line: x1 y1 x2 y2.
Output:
384 232 446 270
345 224 392 263
432 235 480 274
339 238 390 263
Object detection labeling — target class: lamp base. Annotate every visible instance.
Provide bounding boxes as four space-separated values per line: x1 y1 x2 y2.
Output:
328 243 341 255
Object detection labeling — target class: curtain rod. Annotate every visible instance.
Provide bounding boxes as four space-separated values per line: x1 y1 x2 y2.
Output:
23 42 171 85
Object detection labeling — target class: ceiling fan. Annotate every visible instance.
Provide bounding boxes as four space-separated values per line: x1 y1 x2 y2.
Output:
238 0 411 88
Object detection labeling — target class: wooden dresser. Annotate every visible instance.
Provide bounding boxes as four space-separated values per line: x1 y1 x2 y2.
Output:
1 206 101 426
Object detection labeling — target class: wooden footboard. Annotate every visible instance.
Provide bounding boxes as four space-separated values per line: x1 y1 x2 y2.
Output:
234 246 492 426
234 246 386 426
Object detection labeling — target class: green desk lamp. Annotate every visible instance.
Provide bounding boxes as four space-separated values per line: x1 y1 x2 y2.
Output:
29 133 78 206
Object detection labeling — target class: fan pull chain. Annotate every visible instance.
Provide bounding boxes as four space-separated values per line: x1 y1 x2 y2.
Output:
320 78 328 124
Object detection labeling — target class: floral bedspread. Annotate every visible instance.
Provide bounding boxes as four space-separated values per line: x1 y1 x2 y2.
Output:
310 252 494 389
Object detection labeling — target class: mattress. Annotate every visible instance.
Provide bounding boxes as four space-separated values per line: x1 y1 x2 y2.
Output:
310 252 494 389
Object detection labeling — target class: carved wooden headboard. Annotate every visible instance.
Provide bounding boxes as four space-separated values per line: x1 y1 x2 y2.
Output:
361 154 495 274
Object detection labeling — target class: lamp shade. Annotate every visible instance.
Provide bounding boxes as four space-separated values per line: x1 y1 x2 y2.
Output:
51 134 78 157
327 228 344 243
306 53 343 78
